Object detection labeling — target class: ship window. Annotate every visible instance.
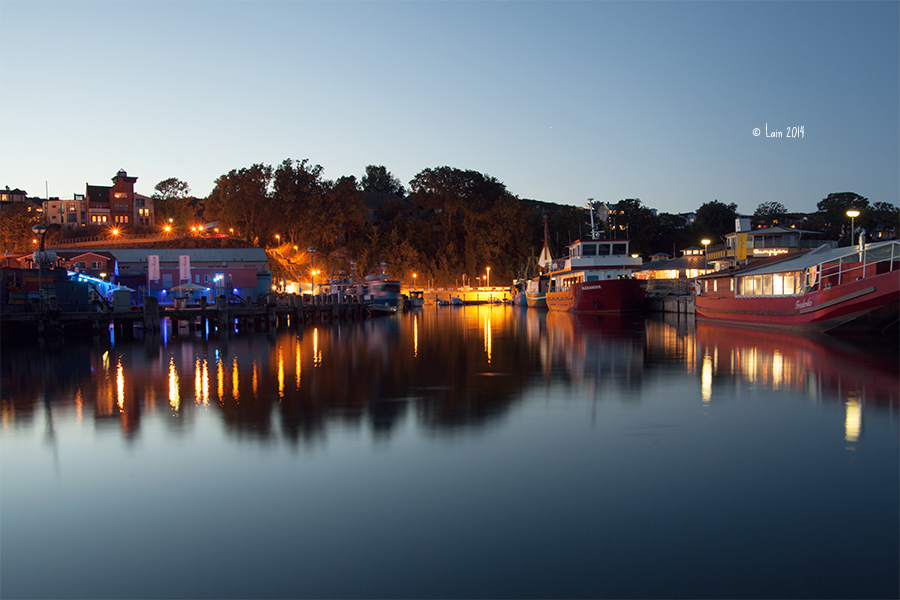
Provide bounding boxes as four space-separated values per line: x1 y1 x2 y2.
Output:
586 275 599 281
582 244 596 256
597 244 610 256
713 279 718 292
729 279 734 292
612 243 626 255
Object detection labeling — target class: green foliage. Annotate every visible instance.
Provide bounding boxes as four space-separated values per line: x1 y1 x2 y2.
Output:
753 201 788 228
205 163 274 245
361 165 405 197
152 177 197 229
694 200 738 242
811 192 870 242
0 203 40 253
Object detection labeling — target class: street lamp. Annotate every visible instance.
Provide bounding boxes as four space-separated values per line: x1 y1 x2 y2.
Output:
31 224 47 313
701 239 711 272
413 273 417 290
846 209 860 245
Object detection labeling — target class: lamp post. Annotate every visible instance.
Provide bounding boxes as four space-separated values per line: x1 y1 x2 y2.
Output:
413 273 417 291
486 266 490 288
846 209 860 246
701 239 711 272
307 247 316 294
31 224 47 313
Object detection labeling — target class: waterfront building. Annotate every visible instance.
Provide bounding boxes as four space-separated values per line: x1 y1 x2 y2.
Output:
92 247 272 303
84 169 154 229
706 218 834 270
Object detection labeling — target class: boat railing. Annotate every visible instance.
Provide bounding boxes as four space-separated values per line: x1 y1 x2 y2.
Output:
812 240 898 292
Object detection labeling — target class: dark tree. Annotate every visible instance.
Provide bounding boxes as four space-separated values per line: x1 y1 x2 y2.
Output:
693 200 738 243
753 201 787 228
152 177 196 229
361 165 405 197
0 203 40 253
811 192 870 242
205 164 273 245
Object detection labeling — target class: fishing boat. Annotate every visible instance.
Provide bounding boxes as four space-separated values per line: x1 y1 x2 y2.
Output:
364 263 404 309
524 215 555 309
408 290 425 308
695 239 900 333
545 202 644 313
525 274 551 308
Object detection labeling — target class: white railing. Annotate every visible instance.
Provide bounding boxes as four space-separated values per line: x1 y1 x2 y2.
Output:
814 240 898 292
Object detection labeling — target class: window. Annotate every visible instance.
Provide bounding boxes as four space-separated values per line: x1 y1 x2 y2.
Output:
612 243 626 255
67 214 77 223
204 275 209 283
91 261 103 269
74 262 86 270
598 244 611 256
582 244 596 256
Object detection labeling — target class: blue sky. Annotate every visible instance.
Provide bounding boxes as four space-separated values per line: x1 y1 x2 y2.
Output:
1 1 897 215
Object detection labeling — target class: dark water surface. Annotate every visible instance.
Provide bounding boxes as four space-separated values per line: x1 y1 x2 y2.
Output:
2 307 898 599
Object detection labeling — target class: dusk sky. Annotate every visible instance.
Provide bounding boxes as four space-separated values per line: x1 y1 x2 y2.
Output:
2 1 897 216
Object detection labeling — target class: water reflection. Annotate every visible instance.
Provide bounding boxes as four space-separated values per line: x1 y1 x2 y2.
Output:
1 308 896 444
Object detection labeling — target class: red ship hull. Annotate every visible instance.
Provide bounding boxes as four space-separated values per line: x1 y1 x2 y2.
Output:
547 278 645 313
695 269 900 332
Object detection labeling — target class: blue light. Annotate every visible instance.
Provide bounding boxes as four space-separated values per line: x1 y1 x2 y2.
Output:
161 290 166 295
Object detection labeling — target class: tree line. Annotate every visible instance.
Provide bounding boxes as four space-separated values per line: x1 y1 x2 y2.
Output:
2 160 897 288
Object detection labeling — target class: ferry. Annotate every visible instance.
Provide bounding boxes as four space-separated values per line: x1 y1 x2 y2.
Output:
695 239 900 333
544 203 644 313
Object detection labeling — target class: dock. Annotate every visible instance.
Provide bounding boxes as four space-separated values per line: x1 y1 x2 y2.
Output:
1 294 369 339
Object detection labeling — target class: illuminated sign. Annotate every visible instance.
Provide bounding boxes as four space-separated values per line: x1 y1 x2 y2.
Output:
752 248 789 256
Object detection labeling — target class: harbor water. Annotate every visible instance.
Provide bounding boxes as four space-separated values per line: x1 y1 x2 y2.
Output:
1 307 898 598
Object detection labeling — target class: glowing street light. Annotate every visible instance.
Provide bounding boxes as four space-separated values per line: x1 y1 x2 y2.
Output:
701 239 711 271
413 273 417 290
486 266 490 288
846 209 860 245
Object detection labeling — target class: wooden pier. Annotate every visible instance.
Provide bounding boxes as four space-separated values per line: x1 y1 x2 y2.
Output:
1 294 369 339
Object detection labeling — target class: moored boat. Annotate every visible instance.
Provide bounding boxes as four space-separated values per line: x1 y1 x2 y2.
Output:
695 239 900 333
525 274 550 308
544 202 644 313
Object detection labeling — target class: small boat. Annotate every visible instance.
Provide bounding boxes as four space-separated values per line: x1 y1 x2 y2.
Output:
525 274 550 308
524 215 555 309
436 299 450 307
367 303 397 316
408 290 425 308
544 202 644 313
364 263 404 309
695 239 900 333
450 296 464 306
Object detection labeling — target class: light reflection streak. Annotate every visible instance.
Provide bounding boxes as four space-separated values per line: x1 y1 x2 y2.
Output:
75 387 83 423
295 339 301 389
278 345 285 399
232 357 240 401
414 316 418 358
169 357 180 411
845 395 862 443
116 357 125 410
217 356 224 404
252 361 258 399
701 352 712 402
484 314 492 364
313 328 322 367
772 350 783 390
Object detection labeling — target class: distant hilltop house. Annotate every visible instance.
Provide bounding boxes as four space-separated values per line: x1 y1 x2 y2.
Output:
706 218 835 269
0 187 28 203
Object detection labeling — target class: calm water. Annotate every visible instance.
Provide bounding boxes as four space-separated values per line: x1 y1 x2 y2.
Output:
1 307 898 599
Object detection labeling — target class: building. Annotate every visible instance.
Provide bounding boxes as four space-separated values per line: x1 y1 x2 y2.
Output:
1 187 28 203
86 169 143 228
90 247 272 303
706 218 835 269
43 194 89 229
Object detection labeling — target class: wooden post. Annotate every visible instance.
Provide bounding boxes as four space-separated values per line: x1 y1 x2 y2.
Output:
143 296 160 333
216 295 228 334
